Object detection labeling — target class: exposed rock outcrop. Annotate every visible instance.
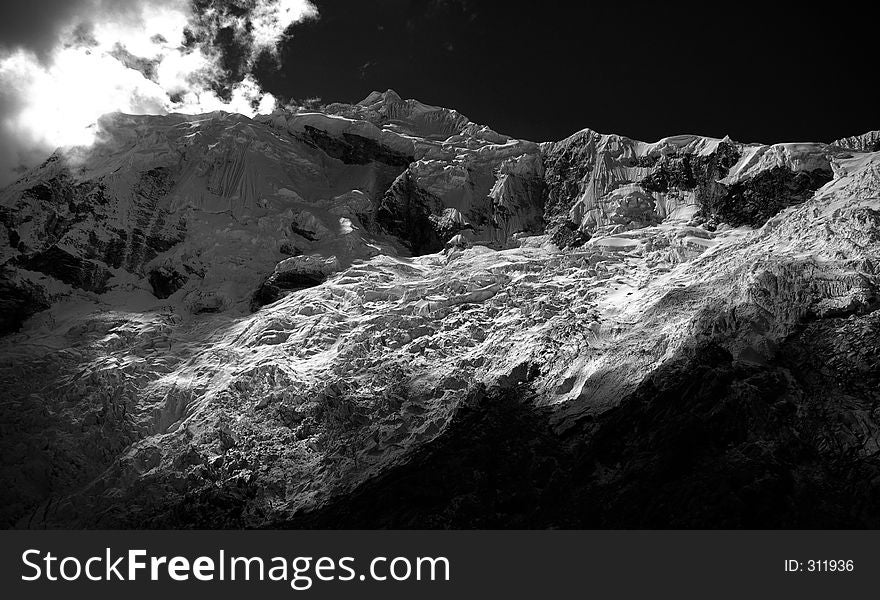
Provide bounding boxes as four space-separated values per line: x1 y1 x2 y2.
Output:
833 130 880 153
252 254 339 309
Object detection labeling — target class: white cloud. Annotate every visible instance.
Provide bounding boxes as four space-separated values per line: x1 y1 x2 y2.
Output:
251 0 319 54
0 0 317 184
1 47 168 149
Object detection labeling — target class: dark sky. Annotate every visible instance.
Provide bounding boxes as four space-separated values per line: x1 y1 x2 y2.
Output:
257 0 876 144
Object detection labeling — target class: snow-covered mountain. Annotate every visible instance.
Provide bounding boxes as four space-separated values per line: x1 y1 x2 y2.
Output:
1 91 878 528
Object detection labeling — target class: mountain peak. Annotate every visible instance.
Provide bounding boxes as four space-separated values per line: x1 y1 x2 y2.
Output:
358 88 404 106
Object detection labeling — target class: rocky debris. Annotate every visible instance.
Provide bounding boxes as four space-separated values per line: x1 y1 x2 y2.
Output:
547 218 590 248
252 255 340 309
444 233 471 252
431 207 471 240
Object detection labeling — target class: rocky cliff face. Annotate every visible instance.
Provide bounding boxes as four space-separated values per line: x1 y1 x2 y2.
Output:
540 131 836 240
1 91 878 528
833 130 880 153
